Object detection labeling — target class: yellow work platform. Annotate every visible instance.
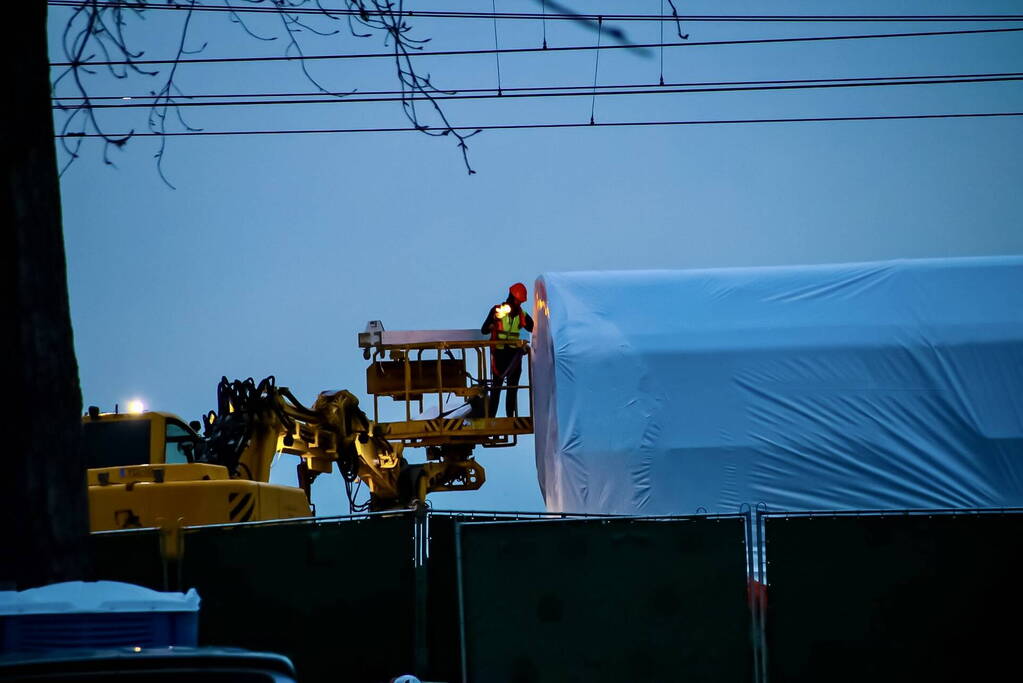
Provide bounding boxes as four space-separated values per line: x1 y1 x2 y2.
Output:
383 416 534 447
359 321 534 450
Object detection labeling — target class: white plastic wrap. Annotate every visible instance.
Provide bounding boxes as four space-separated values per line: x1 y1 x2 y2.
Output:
532 256 1023 515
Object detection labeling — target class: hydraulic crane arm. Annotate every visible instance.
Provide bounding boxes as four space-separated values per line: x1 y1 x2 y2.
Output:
198 376 404 510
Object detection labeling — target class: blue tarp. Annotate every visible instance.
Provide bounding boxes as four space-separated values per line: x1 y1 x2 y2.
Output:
532 256 1023 514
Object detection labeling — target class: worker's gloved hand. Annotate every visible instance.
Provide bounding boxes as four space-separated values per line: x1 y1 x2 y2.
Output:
495 303 511 319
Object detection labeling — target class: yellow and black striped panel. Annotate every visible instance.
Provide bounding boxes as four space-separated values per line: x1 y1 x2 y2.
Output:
227 491 256 523
385 416 533 440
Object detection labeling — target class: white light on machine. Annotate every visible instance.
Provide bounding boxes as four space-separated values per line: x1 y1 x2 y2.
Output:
126 399 145 414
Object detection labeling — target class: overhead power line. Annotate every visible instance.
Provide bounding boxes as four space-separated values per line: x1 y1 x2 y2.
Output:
49 26 1023 68
43 3 1023 23
55 74 1023 110
49 71 1023 102
55 111 1023 138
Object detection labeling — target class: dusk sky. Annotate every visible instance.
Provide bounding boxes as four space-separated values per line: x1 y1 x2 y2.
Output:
49 1 1023 514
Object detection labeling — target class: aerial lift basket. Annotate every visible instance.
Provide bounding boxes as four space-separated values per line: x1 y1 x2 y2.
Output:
359 321 533 450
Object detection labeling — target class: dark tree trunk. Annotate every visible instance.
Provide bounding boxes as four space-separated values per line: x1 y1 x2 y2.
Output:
1 4 89 588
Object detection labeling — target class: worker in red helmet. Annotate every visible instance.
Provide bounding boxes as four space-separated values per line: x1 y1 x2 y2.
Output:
481 282 534 417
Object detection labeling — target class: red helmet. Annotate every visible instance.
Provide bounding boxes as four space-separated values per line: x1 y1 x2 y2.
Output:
509 282 527 303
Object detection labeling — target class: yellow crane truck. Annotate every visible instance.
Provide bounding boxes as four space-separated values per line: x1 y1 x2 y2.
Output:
85 325 533 531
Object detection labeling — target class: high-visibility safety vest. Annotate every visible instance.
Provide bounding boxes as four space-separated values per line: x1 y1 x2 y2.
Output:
493 308 525 349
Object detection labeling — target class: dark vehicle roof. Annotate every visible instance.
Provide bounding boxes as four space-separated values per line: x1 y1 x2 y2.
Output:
0 646 297 682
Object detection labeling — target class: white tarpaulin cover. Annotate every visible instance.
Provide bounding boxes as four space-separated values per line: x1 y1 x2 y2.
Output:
532 256 1023 515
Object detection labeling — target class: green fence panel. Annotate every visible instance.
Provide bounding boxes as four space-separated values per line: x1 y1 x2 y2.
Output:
456 517 753 683
89 529 165 589
765 511 1023 683
181 515 416 683
425 514 534 683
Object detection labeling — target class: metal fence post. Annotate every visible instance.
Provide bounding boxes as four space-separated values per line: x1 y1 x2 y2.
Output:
755 505 769 683
740 505 762 683
414 505 429 678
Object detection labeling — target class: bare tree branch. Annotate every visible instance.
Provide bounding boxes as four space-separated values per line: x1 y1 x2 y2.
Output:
52 0 482 185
